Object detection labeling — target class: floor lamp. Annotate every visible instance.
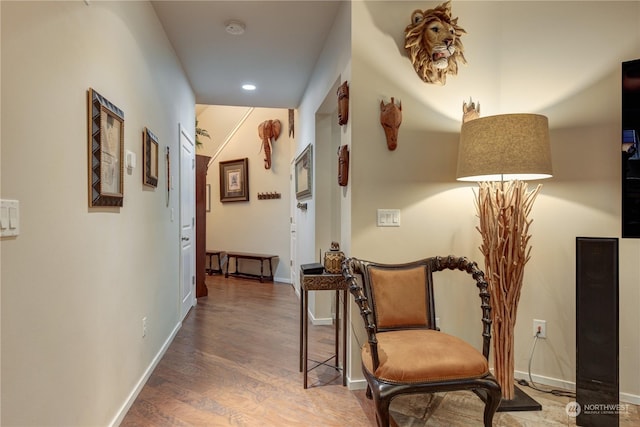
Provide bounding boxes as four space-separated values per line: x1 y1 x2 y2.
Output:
456 114 552 410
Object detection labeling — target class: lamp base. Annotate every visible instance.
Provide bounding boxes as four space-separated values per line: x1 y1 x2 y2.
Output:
496 384 542 412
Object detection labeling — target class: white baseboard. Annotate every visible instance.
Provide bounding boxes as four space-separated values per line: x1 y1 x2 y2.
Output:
274 275 292 284
348 377 368 391
297 283 332 325
514 369 576 392
621 392 640 406
514 369 640 405
108 321 182 427
310 313 333 326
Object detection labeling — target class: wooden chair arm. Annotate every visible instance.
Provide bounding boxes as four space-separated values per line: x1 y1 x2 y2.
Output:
342 258 381 369
431 256 493 360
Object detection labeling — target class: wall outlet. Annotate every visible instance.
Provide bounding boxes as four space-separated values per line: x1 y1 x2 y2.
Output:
533 319 546 338
142 317 147 338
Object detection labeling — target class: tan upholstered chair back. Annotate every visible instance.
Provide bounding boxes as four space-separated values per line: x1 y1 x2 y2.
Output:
362 260 436 332
367 265 430 330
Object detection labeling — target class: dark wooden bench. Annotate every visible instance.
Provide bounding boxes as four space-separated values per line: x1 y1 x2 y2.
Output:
225 252 278 282
205 250 225 275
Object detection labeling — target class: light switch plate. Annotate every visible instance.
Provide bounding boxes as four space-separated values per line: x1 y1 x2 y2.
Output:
377 209 400 227
126 150 136 169
0 207 8 230
1 199 19 237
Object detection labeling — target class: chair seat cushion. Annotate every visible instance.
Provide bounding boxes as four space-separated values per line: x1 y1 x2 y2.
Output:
361 329 489 384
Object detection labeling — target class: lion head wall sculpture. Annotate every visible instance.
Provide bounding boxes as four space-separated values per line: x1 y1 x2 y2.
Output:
404 0 466 85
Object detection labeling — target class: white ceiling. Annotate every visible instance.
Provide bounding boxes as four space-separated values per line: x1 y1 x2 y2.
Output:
151 1 342 109
152 0 639 126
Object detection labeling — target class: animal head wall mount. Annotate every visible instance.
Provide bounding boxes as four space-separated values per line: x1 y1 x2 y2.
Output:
337 81 349 126
258 119 281 169
404 0 466 85
462 98 480 123
380 97 402 151
337 145 349 186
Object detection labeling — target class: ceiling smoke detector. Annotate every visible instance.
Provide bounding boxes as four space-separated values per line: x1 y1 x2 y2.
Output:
225 20 246 36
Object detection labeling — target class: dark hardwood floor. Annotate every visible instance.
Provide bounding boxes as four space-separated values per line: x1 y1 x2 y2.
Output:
121 275 374 426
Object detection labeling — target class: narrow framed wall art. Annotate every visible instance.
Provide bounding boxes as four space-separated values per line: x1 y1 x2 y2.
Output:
143 127 159 188
87 88 125 207
295 144 312 200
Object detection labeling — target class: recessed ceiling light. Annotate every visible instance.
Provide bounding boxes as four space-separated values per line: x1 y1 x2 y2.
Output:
225 20 245 36
242 84 256 91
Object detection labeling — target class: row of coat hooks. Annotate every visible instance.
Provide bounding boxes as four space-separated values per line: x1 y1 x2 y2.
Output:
258 192 281 200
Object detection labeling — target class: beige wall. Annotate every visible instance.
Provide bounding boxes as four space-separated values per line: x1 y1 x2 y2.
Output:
297 2 352 270
1 1 194 425
347 0 640 402
196 106 293 282
296 2 351 325
2 2 639 425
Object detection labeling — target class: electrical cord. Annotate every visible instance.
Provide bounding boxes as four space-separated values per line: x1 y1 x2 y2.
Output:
517 332 576 398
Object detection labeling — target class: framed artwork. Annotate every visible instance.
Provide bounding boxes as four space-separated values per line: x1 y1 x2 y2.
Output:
88 88 125 207
219 158 249 202
143 127 159 188
295 144 312 200
166 147 170 206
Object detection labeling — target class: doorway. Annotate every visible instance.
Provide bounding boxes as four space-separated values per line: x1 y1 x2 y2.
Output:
306 78 343 323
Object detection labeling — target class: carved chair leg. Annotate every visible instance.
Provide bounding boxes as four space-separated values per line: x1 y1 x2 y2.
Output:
373 407 391 427
366 384 372 399
371 389 392 427
374 397 392 427
483 383 502 427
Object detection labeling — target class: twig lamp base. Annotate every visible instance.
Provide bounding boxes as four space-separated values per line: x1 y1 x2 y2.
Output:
476 180 542 400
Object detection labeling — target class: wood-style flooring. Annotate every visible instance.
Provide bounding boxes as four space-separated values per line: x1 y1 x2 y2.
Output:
121 276 372 426
122 275 639 426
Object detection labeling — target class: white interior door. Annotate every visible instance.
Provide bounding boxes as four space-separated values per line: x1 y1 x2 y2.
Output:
179 124 196 320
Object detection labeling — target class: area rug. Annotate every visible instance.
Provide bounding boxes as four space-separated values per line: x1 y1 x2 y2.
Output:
389 393 445 426
390 391 502 426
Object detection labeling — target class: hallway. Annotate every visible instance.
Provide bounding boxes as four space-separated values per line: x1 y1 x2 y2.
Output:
121 276 372 426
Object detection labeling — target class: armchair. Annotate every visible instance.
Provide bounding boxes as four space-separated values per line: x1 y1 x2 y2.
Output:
342 255 501 426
